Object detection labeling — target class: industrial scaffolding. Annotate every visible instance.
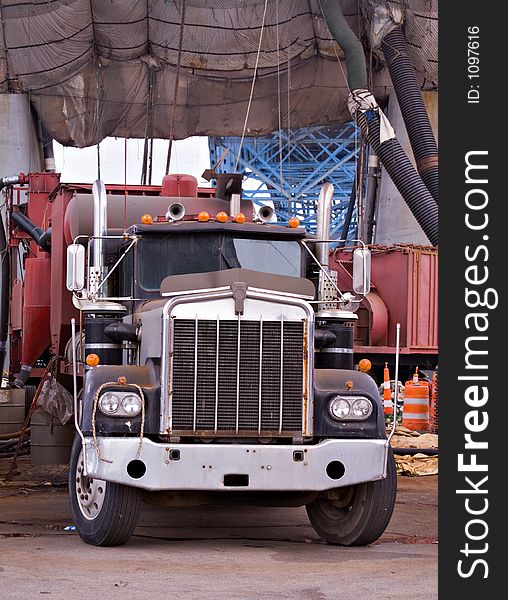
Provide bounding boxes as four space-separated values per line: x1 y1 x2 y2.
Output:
209 122 362 236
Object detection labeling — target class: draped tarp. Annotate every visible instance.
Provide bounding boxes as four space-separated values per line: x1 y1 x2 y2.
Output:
0 0 437 147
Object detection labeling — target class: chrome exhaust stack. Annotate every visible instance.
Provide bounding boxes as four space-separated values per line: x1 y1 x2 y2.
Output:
90 180 108 297
229 193 241 218
316 183 334 268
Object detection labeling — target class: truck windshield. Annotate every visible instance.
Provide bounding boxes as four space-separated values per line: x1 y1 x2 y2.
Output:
138 233 302 291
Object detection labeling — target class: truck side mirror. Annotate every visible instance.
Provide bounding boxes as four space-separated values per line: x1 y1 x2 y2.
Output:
352 247 371 295
66 244 85 291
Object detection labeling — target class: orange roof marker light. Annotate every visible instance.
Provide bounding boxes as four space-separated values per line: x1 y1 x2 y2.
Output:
216 211 228 223
288 217 300 228
86 353 100 367
198 211 210 222
233 212 246 224
358 358 372 373
141 213 153 225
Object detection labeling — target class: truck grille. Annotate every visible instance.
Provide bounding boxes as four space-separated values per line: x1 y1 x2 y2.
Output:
170 318 305 435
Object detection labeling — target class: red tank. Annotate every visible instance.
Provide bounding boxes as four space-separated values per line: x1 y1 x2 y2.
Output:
21 255 51 368
161 174 198 197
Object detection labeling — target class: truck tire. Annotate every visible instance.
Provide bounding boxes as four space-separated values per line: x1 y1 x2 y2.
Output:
68 436 141 546
306 447 397 546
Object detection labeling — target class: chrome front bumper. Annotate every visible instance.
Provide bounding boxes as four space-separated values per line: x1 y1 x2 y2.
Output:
83 437 389 492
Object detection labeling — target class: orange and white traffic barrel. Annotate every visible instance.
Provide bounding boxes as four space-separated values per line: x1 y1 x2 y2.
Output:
430 368 439 434
383 362 393 415
402 369 430 432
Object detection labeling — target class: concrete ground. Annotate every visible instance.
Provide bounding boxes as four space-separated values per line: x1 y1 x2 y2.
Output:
0 457 437 600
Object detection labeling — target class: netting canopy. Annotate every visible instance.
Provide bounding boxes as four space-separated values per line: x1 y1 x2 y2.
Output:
0 0 437 147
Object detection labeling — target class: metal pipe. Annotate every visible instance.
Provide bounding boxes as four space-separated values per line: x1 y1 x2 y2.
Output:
0 175 20 191
41 123 56 173
362 153 379 243
338 178 357 248
315 183 334 267
0 212 9 385
72 318 87 475
91 180 108 296
11 211 51 253
388 322 401 444
230 193 241 217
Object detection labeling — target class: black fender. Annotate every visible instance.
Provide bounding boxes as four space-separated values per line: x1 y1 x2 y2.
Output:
80 363 161 436
312 369 385 438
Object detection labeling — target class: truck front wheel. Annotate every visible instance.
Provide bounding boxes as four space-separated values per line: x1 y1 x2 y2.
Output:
306 448 397 546
69 436 141 546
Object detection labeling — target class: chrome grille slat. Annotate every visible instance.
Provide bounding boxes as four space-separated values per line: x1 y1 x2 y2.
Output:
235 315 241 434
193 314 198 431
214 317 219 433
279 319 284 434
171 318 304 435
258 317 263 434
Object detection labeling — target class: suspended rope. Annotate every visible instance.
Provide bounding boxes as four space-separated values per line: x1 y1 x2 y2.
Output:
148 137 154 185
339 134 366 246
123 132 128 232
234 0 269 174
141 67 155 185
286 26 292 207
275 0 284 198
165 0 187 176
141 82 150 185
95 59 101 180
96 143 101 180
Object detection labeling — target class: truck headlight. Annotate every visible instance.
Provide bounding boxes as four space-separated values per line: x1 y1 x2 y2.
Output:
98 391 142 417
352 398 373 419
328 395 373 421
99 392 120 415
329 397 351 419
122 394 142 416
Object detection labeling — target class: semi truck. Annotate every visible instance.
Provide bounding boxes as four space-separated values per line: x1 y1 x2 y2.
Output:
2 171 396 546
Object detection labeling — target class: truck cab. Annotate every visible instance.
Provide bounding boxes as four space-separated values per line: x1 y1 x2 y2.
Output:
66 178 396 547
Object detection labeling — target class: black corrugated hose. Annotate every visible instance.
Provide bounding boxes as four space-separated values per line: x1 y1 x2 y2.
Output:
320 0 438 246
381 26 439 204
356 110 439 245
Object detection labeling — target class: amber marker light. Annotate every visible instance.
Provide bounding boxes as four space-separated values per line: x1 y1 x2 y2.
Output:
216 211 228 223
141 213 153 225
198 211 210 222
234 212 246 224
358 358 372 373
345 380 354 390
288 217 300 228
86 353 100 367
117 376 127 385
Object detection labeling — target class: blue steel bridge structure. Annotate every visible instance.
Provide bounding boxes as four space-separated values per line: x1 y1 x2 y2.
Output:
208 122 362 237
